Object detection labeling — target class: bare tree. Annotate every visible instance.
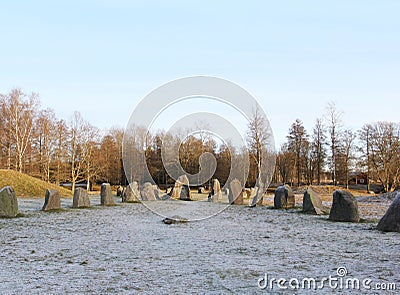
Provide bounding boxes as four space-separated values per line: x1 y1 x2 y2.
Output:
359 124 372 192
68 112 88 192
81 125 101 191
35 108 57 182
367 122 400 192
0 89 38 172
276 143 295 185
325 102 343 186
312 118 326 185
54 119 68 185
339 129 356 189
246 108 273 182
287 119 309 186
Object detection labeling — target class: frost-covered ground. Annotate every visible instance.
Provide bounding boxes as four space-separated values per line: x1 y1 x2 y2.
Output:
0 196 399 294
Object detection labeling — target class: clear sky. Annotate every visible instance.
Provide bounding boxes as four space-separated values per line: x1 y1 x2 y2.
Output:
1 1 399 147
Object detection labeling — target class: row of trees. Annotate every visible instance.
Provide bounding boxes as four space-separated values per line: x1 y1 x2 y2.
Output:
0 89 125 191
275 102 400 192
1 88 399 192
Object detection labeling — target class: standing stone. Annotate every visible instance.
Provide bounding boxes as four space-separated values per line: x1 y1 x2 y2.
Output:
117 186 124 197
123 182 140 203
303 187 325 215
100 183 114 205
153 185 161 200
274 185 295 209
329 190 360 222
73 188 90 208
140 182 157 201
0 186 18 218
42 189 61 211
171 175 191 201
250 179 265 207
229 179 243 205
208 179 222 203
377 192 400 232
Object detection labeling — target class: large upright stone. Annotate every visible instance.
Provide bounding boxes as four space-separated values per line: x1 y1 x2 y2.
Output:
377 192 400 232
141 182 157 201
274 185 295 209
329 190 360 222
171 175 191 201
303 187 325 215
42 189 61 211
123 182 140 203
250 179 264 207
0 186 18 218
100 183 114 205
229 178 243 205
73 188 90 208
208 179 222 203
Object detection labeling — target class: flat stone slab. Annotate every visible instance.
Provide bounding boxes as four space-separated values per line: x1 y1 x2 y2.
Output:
162 215 188 224
0 186 18 218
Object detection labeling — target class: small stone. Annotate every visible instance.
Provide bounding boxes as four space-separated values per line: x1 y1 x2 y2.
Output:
162 215 188 224
42 189 61 211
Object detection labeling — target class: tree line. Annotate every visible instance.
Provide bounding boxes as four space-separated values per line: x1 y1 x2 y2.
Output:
275 102 400 192
1 88 399 192
0 88 125 192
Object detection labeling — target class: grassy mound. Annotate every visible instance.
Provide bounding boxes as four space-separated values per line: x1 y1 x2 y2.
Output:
0 169 73 198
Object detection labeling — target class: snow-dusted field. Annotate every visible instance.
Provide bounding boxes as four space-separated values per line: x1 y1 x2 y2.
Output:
1 197 399 294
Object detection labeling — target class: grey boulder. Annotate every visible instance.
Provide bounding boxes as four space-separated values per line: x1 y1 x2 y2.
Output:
274 185 295 209
377 192 400 232
329 190 360 222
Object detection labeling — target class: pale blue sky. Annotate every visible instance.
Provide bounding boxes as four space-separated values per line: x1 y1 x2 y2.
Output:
1 1 399 146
